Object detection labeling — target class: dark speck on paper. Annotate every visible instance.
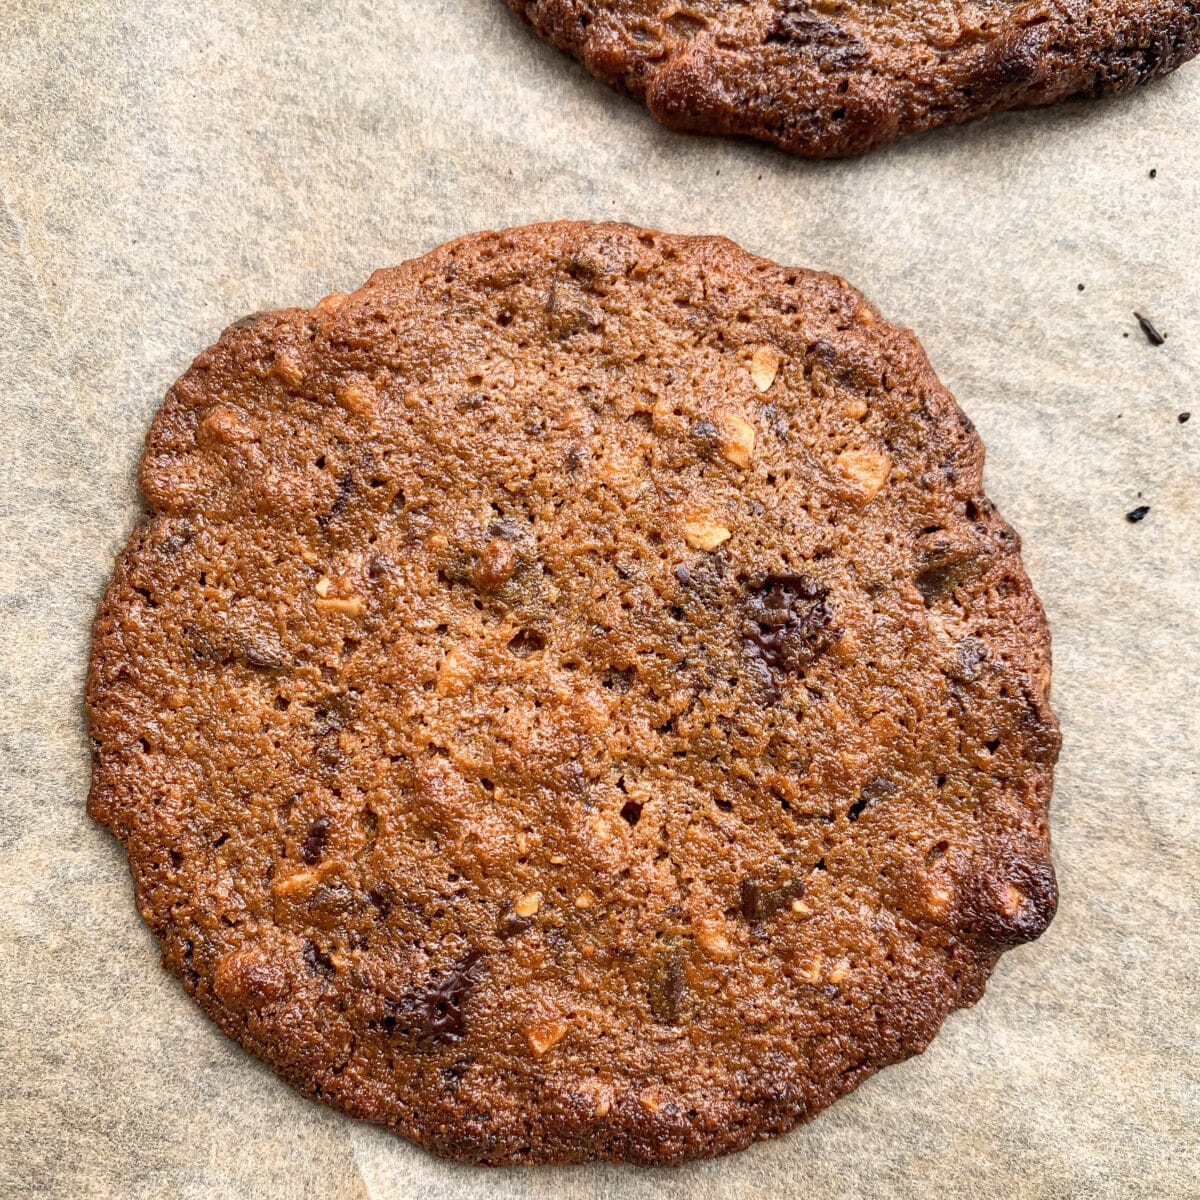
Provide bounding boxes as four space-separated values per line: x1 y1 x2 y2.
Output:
1126 505 1150 523
1149 168 1157 178
1134 313 1166 346
1180 412 1191 424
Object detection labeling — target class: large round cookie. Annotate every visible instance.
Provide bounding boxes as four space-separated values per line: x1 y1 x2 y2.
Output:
505 0 1199 156
88 222 1059 1166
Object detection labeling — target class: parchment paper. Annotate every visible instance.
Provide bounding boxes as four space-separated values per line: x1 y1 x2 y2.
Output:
1 2 1197 1196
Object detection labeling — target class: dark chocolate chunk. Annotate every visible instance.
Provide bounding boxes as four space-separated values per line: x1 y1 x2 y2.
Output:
1126 505 1150 523
689 420 722 459
765 3 867 65
366 885 394 919
647 946 684 1023
740 873 806 921
318 474 355 529
495 907 533 939
1179 412 1191 424
302 816 330 865
302 938 336 977
953 637 989 682
241 636 286 672
848 776 897 822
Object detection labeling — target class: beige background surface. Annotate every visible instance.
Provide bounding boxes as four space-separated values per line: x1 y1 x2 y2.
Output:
1 2 1197 1197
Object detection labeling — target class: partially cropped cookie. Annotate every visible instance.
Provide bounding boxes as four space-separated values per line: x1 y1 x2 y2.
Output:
88 222 1059 1166
505 0 1199 156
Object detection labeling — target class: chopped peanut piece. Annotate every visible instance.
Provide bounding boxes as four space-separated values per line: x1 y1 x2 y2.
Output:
1000 884 1027 919
198 405 256 447
845 397 869 420
715 411 756 468
828 959 851 986
924 880 954 916
513 892 542 918
316 291 348 313
835 448 891 501
436 645 475 696
314 576 333 597
795 960 822 984
335 378 377 415
315 596 364 617
526 1019 568 1057
271 863 335 896
574 890 596 909
750 345 782 392
696 927 737 962
273 350 305 388
683 520 732 551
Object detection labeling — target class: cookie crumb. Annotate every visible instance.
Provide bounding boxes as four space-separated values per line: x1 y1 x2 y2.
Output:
1126 505 1150 523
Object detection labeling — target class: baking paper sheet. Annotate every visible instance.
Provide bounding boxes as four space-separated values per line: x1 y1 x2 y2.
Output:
1 2 1197 1196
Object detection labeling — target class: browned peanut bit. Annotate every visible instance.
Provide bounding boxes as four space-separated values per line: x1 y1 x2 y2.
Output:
89 222 1058 1167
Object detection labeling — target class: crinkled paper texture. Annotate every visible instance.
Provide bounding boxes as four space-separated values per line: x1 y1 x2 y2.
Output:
1 2 1197 1196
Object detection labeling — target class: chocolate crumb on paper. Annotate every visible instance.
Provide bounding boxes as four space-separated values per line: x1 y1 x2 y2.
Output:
1179 412 1191 424
1134 313 1166 346
1126 505 1151 523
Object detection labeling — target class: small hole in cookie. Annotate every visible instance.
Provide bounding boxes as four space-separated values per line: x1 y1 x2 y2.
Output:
507 629 546 657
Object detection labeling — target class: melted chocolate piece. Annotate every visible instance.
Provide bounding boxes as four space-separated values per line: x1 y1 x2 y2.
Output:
395 950 485 1044
744 574 839 680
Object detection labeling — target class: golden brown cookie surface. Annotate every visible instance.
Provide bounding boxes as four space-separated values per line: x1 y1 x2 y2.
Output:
506 0 1199 156
88 222 1059 1165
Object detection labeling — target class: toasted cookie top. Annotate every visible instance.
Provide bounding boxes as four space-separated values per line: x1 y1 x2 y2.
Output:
88 222 1058 1165
506 0 1199 156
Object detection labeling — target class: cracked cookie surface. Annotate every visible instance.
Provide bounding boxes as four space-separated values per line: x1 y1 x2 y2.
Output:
88 221 1059 1165
505 0 1199 155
